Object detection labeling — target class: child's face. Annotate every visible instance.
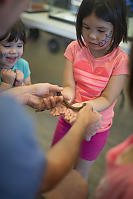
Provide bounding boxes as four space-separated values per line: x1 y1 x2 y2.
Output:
82 13 113 54
0 39 23 69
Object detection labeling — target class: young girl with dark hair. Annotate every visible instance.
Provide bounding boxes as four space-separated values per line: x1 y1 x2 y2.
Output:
0 19 31 88
50 0 129 180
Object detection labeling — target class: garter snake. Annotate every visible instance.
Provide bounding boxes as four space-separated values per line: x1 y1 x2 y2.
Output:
57 92 86 112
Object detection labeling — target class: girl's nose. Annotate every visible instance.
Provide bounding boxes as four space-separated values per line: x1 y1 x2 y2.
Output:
9 49 17 54
88 32 97 40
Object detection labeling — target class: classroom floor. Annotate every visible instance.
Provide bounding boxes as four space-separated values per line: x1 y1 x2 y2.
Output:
23 30 133 199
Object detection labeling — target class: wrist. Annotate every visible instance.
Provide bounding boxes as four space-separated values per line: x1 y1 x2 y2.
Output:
76 117 88 129
16 92 31 105
30 84 39 95
62 88 75 102
74 118 88 138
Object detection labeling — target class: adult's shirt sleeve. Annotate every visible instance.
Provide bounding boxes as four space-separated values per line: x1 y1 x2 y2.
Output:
0 95 47 199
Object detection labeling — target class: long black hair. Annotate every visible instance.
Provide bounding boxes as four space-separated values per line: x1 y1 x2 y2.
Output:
76 0 128 52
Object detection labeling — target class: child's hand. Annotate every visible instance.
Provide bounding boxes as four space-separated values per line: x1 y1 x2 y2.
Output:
63 108 77 124
50 104 67 116
61 88 74 104
14 69 24 86
1 69 16 86
50 104 77 124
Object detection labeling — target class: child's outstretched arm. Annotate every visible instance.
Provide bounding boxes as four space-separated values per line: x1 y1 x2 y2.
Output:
86 74 128 112
62 58 75 103
50 58 76 120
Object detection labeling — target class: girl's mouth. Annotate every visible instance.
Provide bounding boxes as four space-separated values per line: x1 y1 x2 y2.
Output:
88 42 98 46
6 57 17 64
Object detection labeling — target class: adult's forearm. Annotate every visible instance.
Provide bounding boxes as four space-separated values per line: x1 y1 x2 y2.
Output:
0 82 12 92
41 119 87 192
2 83 63 110
39 104 102 193
2 85 34 104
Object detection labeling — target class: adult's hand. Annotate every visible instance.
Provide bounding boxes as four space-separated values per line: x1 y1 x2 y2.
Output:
32 83 63 98
3 83 63 110
25 83 63 110
76 104 102 139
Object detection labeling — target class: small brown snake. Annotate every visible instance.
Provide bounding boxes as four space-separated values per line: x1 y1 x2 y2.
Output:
57 92 86 112
36 92 86 112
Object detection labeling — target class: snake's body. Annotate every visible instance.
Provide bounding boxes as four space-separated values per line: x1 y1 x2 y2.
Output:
57 92 86 112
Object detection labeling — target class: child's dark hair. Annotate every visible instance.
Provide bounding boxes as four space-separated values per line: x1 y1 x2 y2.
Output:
0 19 26 43
128 42 133 107
76 0 128 52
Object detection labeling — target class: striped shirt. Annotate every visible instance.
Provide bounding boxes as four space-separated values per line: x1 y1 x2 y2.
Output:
64 40 129 132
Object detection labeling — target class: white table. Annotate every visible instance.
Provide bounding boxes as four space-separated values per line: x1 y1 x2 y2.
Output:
21 12 133 53
21 12 76 40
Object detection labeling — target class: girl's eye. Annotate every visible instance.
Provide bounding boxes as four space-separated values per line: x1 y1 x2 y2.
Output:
17 44 23 48
83 26 90 30
85 27 90 30
4 45 11 48
98 30 105 33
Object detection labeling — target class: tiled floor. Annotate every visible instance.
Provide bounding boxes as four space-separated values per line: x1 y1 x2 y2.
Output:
23 31 133 199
